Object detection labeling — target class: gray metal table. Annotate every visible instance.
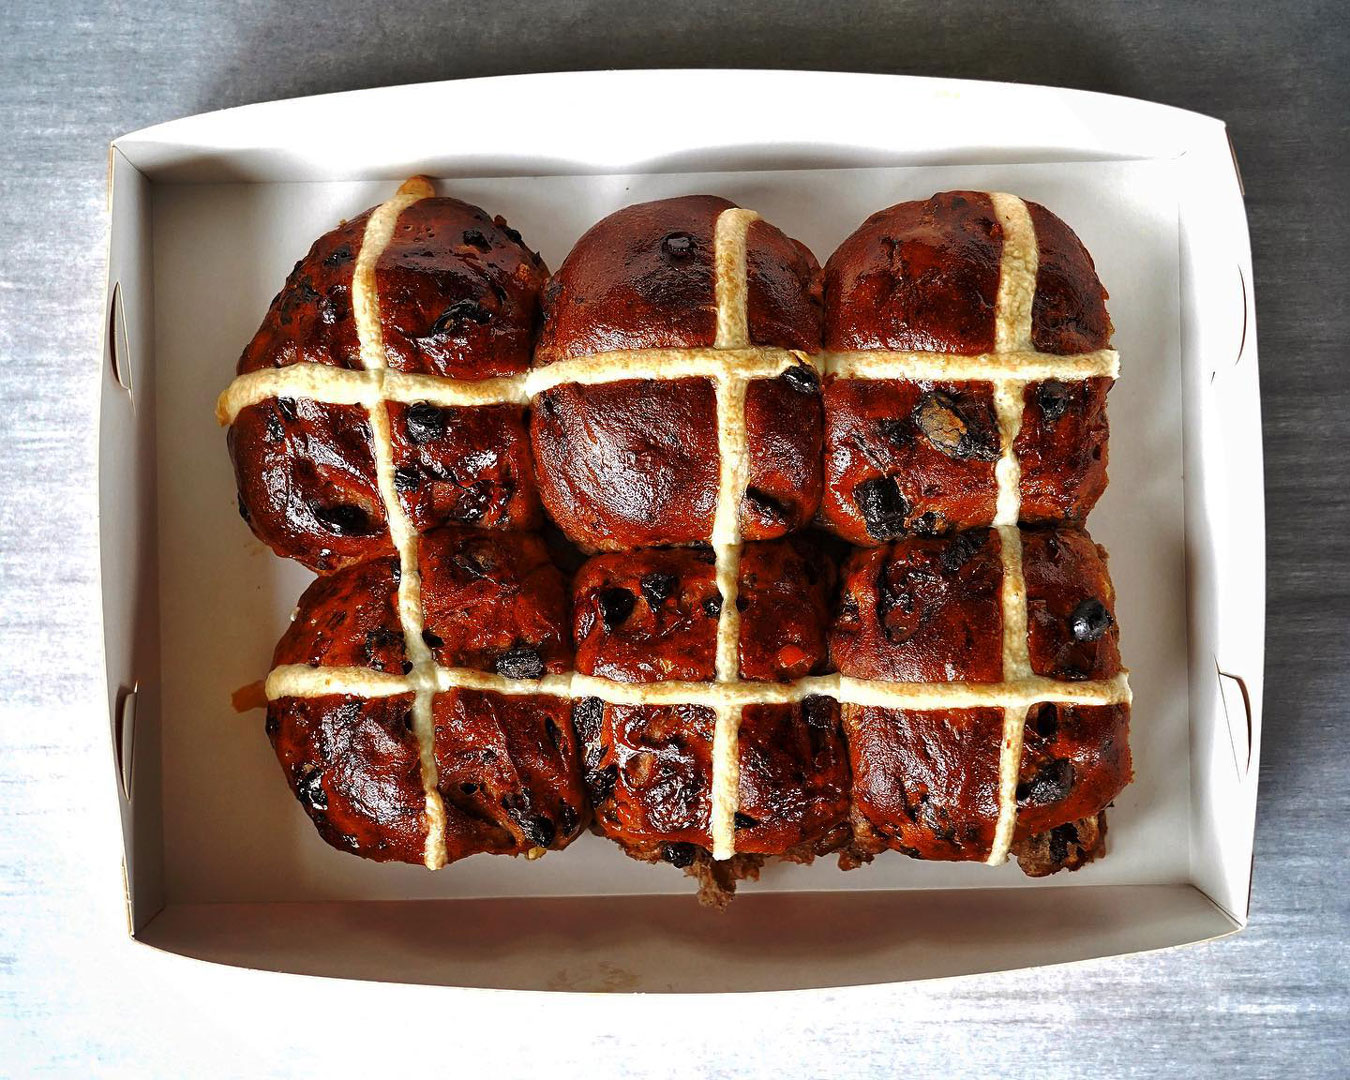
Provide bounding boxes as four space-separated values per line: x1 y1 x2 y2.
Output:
2 1 1345 1075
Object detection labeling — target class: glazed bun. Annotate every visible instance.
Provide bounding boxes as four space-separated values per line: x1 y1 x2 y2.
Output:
266 527 588 866
833 525 1130 869
820 191 1113 544
529 195 825 550
569 539 847 869
227 194 548 571
229 182 1133 894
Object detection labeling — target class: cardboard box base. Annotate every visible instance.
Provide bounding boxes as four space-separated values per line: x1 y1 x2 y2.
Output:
100 71 1265 992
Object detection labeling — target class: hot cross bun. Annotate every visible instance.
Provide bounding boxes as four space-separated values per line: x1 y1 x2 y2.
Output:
266 526 589 866
225 193 548 571
821 191 1113 544
529 195 825 550
830 526 1131 868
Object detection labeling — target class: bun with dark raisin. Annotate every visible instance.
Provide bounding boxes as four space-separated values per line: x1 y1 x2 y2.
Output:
229 183 1133 898
529 195 825 551
821 191 1113 544
227 192 548 572
569 539 850 904
266 526 588 865
831 526 1131 869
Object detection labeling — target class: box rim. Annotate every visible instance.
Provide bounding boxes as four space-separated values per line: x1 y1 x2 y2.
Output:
111 69 1230 147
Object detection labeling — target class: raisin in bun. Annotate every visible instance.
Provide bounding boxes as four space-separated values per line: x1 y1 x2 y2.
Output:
832 526 1131 868
530 195 824 551
223 182 548 572
821 191 1113 544
265 527 589 867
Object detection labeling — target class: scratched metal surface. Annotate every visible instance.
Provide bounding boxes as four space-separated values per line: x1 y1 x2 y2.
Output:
1 1 1346 1076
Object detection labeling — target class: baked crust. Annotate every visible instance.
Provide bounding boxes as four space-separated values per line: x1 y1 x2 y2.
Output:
1021 527 1122 681
824 192 1003 354
735 698 851 856
1014 704 1132 840
830 529 1005 683
531 378 721 549
821 378 1001 544
572 547 721 683
822 192 1111 354
239 212 372 374
230 398 394 573
433 687 589 861
386 400 541 533
374 198 547 379
844 705 1005 862
417 526 573 675
571 538 835 684
272 555 407 673
536 195 820 362
573 696 717 854
267 692 428 863
1025 201 1113 355
1014 376 1110 522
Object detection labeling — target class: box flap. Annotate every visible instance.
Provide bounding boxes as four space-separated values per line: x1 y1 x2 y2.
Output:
99 148 165 930
139 884 1235 993
1176 127 1264 923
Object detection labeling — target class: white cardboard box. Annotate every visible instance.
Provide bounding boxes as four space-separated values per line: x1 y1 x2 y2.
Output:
99 70 1264 992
